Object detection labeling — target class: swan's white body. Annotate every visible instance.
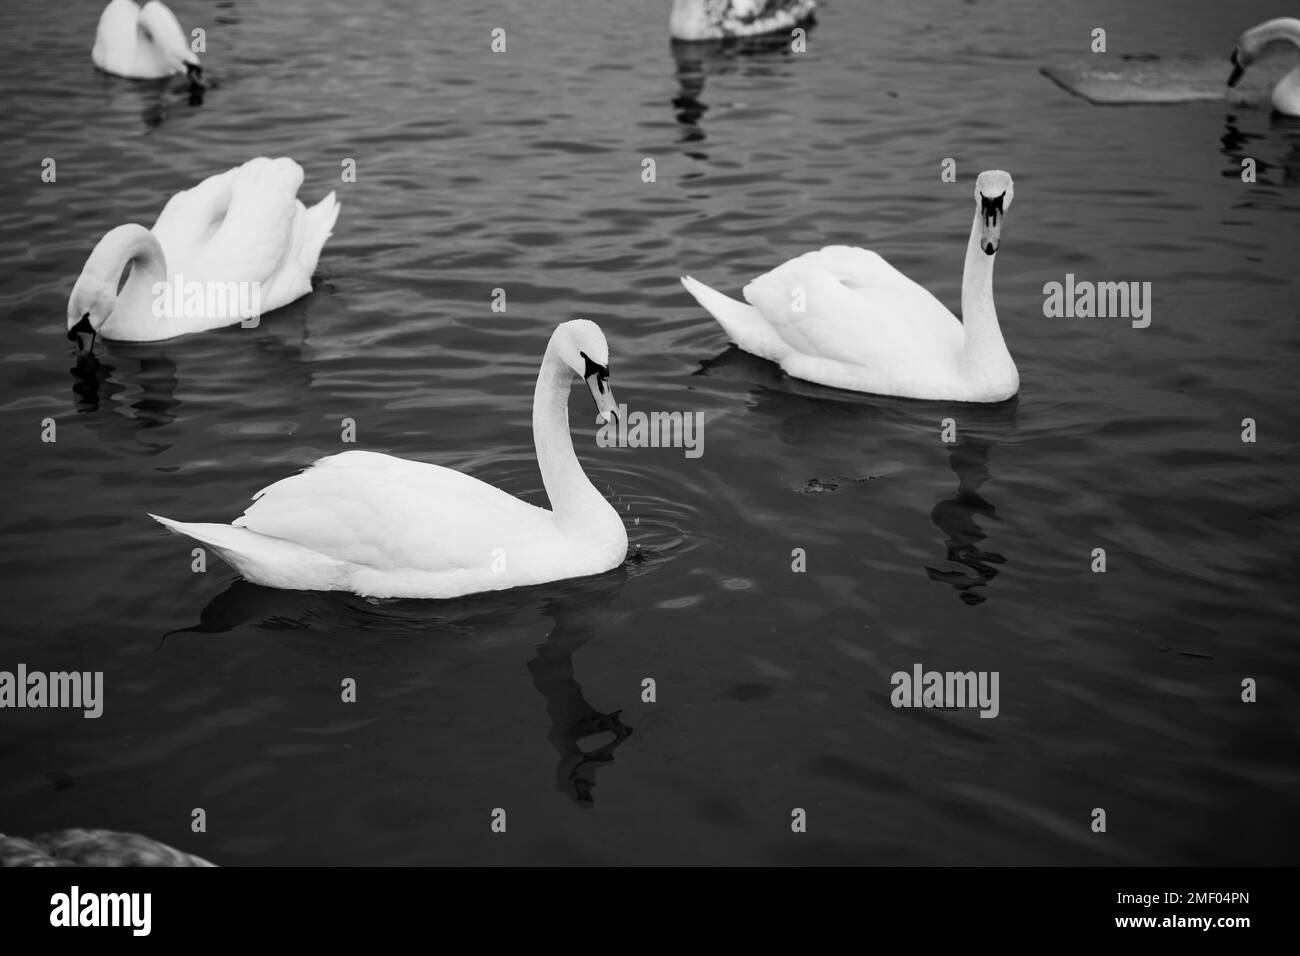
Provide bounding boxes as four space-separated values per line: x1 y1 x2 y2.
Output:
670 0 817 42
67 157 339 342
0 829 214 867
682 171 1020 403
150 321 629 600
92 0 199 80
1231 18 1300 115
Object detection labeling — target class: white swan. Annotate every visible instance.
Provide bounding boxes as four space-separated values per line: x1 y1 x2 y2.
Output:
92 0 202 83
66 157 340 351
1229 17 1300 115
681 170 1019 403
0 829 214 866
149 320 629 600
670 0 817 42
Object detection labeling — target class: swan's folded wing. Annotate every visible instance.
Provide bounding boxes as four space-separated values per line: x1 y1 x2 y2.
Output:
233 451 553 573
150 165 242 265
185 158 306 286
742 247 962 368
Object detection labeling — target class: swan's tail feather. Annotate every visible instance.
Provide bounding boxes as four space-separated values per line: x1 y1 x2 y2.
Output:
297 191 340 278
148 513 341 590
681 275 788 363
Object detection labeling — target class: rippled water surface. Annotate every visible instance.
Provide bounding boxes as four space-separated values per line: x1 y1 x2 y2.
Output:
0 0 1297 864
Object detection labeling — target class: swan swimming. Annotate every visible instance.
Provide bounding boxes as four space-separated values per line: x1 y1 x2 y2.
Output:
92 0 202 83
0 828 214 866
1229 17 1300 116
66 157 340 352
682 170 1019 403
149 320 629 600
670 0 817 42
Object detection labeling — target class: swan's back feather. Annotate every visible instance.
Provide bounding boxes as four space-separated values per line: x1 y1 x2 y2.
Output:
232 451 556 574
147 157 339 318
741 245 963 367
0 829 214 867
92 0 197 79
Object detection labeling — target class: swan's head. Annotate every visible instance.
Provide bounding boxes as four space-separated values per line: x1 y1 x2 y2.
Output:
139 1 204 85
67 223 158 355
974 170 1014 256
1228 38 1252 87
66 231 128 356
555 318 618 425
1229 18 1300 87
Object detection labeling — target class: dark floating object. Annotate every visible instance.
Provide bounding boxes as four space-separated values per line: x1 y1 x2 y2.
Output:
798 475 877 495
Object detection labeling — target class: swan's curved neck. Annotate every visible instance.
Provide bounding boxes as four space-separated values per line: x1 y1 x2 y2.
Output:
533 341 610 532
959 212 1011 371
1243 17 1300 50
81 224 169 335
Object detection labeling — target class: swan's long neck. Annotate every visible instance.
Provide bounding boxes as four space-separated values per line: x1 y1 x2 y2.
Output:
533 342 610 533
958 212 1011 373
78 224 169 336
1243 17 1300 51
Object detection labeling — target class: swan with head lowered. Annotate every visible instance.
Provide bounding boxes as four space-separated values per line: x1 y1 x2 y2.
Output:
92 0 203 84
67 157 339 353
670 0 817 42
149 320 629 600
681 170 1019 403
1229 17 1300 115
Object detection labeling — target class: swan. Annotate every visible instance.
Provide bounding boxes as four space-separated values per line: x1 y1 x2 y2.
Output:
0 828 214 866
681 170 1019 403
1229 17 1300 115
92 0 203 83
66 157 340 352
149 320 629 600
670 0 817 42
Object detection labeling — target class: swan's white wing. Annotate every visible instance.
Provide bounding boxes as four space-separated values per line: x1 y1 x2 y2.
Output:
233 451 555 573
187 158 306 287
741 245 964 372
137 1 198 74
91 0 145 76
150 165 241 265
152 158 337 312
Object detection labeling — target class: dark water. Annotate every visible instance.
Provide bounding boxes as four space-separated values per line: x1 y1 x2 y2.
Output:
0 0 1296 865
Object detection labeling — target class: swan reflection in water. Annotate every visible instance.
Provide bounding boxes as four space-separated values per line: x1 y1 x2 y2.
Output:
1221 113 1300 187
695 347 1018 604
924 401 1018 605
93 71 206 130
670 25 815 146
527 585 634 807
165 567 634 808
66 296 317 448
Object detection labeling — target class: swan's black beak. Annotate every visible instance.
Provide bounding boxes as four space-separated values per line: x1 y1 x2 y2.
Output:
185 62 207 90
1228 49 1245 87
582 352 617 426
67 314 96 356
978 192 1004 256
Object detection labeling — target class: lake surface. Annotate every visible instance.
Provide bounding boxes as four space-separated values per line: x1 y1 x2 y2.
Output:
0 0 1296 865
